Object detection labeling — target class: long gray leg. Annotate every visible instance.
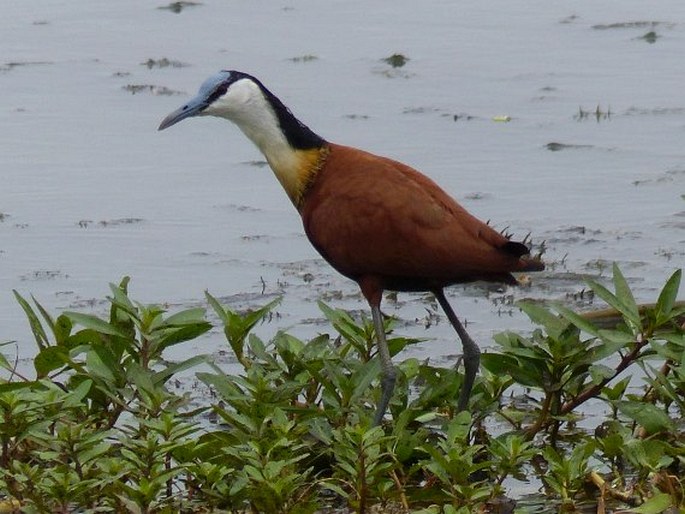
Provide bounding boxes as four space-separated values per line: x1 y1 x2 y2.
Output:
433 289 480 412
371 303 397 425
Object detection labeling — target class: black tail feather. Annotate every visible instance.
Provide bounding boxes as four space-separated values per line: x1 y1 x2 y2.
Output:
501 240 530 258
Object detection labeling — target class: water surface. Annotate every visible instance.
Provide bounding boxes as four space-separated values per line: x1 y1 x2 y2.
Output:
1 2 683 391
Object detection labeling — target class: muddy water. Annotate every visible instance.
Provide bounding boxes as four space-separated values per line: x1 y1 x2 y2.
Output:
1 2 683 397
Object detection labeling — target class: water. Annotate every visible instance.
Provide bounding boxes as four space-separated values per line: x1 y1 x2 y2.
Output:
1 0 683 393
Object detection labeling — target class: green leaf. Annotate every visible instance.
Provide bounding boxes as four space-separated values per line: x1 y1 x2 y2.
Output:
0 342 14 371
318 301 369 352
204 290 229 324
206 293 280 365
655 268 681 320
196 371 241 401
597 329 635 344
589 364 615 384
162 307 207 326
154 321 212 352
31 295 56 335
153 355 207 385
85 345 121 385
553 303 601 337
601 376 631 401
611 263 639 326
109 279 136 313
616 401 675 434
34 346 68 377
0 382 36 393
586 272 640 330
480 353 544 388
625 493 674 514
242 297 281 327
65 312 129 338
518 301 568 339
127 361 155 393
53 315 73 345
578 338 627 365
13 290 49 349
350 359 380 403
63 379 93 408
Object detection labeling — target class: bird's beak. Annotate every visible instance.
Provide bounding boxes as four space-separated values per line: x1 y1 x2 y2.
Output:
158 94 208 131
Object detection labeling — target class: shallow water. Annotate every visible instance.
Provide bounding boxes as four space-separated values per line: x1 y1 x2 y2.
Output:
1 0 683 412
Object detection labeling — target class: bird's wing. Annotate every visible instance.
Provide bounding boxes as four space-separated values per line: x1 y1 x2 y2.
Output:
301 144 521 281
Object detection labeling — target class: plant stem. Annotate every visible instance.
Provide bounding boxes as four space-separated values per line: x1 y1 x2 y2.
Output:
560 338 649 415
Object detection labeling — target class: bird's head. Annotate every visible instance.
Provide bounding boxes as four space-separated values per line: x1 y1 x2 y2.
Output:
158 70 325 152
158 70 263 131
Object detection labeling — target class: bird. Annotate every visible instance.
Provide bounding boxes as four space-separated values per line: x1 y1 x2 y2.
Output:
159 70 544 425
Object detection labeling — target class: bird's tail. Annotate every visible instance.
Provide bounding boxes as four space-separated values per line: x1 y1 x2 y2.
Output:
517 254 545 272
500 240 545 273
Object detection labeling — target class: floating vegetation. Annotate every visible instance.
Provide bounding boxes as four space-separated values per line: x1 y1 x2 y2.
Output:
655 246 685 261
19 269 66 281
99 218 144 227
447 112 477 121
157 1 201 13
545 142 594 151
77 218 145 228
632 168 685 187
241 160 268 168
463 192 490 201
374 55 414 78
574 104 611 121
343 114 370 120
140 57 189 69
0 61 52 73
624 106 685 116
639 31 660 43
218 203 261 213
591 20 675 30
0 212 8 222
288 54 318 63
240 234 269 242
122 84 183 95
402 106 441 114
559 14 579 24
382 53 409 68
559 225 601 236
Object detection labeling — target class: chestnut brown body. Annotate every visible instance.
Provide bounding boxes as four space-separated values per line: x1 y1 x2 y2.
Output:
302 143 541 303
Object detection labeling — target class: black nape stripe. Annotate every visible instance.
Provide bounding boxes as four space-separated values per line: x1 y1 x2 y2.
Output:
206 82 229 106
226 71 327 150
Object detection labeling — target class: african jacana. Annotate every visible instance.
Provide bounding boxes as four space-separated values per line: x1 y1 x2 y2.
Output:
159 70 544 424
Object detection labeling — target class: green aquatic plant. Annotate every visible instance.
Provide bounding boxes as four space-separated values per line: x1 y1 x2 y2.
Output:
0 264 682 512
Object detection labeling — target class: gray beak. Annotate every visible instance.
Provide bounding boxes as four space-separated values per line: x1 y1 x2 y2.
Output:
158 94 208 131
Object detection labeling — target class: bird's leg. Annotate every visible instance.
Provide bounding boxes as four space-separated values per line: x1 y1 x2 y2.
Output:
433 289 480 412
370 303 397 425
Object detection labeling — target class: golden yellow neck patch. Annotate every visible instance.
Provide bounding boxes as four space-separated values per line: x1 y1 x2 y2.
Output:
268 145 329 210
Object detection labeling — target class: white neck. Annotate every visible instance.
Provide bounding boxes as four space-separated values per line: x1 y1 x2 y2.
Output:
203 79 304 198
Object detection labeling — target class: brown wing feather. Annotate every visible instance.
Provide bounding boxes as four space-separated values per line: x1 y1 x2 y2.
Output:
301 143 536 286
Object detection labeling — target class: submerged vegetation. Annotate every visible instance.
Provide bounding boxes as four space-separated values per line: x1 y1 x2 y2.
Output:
0 264 683 513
